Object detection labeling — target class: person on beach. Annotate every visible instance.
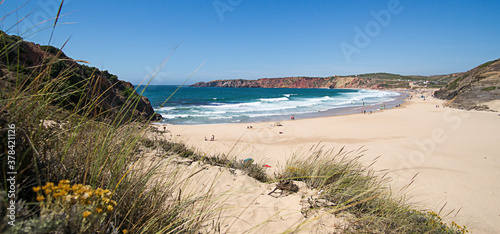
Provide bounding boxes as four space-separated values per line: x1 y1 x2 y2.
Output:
210 135 215 141
291 115 295 120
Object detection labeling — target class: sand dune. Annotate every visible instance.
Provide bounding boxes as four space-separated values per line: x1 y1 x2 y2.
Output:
157 89 500 233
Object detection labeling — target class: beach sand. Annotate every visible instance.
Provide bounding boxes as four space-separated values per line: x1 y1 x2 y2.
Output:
156 90 500 233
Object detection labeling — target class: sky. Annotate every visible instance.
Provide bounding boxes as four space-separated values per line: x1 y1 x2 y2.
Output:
1 0 499 85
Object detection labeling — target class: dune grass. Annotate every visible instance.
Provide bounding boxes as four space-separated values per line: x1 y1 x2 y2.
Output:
140 133 269 183
277 146 468 233
0 22 221 232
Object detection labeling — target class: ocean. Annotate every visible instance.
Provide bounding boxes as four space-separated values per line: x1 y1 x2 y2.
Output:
137 85 403 125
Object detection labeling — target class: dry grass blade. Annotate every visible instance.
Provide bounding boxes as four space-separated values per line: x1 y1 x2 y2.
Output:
47 0 65 45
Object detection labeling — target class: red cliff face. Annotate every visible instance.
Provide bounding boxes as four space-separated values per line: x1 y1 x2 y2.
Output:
190 76 380 89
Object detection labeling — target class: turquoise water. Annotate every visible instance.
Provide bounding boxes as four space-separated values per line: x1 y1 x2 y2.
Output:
137 85 401 125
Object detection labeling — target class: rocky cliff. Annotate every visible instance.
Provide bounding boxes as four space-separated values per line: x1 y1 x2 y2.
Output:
191 75 395 89
0 31 161 122
434 58 500 110
189 72 456 89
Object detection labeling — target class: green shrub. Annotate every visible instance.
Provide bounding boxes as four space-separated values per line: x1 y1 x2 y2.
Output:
478 59 498 69
447 79 459 90
123 87 135 98
481 86 496 91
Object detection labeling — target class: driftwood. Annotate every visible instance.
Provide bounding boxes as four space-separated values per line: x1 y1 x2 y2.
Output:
268 180 299 197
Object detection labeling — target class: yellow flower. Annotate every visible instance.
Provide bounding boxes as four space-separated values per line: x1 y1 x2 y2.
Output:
59 184 70 192
103 189 111 194
59 179 70 185
42 183 54 190
72 184 82 191
76 189 85 195
107 205 113 212
36 195 45 202
44 189 52 195
95 188 104 197
33 186 41 193
110 200 117 206
60 190 68 196
122 229 128 234
95 207 103 214
83 211 91 218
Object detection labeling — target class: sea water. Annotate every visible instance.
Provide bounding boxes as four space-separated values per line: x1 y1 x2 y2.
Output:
137 85 402 125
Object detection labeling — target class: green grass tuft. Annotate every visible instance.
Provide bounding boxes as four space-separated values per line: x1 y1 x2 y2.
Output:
481 86 496 91
278 146 468 233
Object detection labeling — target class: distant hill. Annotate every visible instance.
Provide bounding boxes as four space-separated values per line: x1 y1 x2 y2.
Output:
0 31 161 122
190 73 456 89
434 58 500 111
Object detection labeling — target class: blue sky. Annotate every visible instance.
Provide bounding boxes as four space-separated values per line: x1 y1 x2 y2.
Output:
1 0 499 85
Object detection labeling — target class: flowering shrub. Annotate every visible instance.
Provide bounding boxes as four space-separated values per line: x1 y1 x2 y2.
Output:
33 180 117 217
422 211 468 233
11 180 122 233
286 167 306 174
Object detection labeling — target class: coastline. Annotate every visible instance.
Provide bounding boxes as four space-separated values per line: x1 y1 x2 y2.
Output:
154 88 500 233
238 91 409 124
155 88 406 125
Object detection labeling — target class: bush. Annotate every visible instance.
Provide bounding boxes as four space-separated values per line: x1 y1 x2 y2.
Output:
481 86 496 91
123 87 135 98
40 45 62 56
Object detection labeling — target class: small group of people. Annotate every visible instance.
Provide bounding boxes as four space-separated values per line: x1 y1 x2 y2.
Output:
246 126 253 129
204 135 215 141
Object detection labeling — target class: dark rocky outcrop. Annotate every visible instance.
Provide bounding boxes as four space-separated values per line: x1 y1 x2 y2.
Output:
0 31 161 122
434 58 500 110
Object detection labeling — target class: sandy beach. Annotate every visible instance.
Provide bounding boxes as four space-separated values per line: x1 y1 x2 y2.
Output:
156 90 500 233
